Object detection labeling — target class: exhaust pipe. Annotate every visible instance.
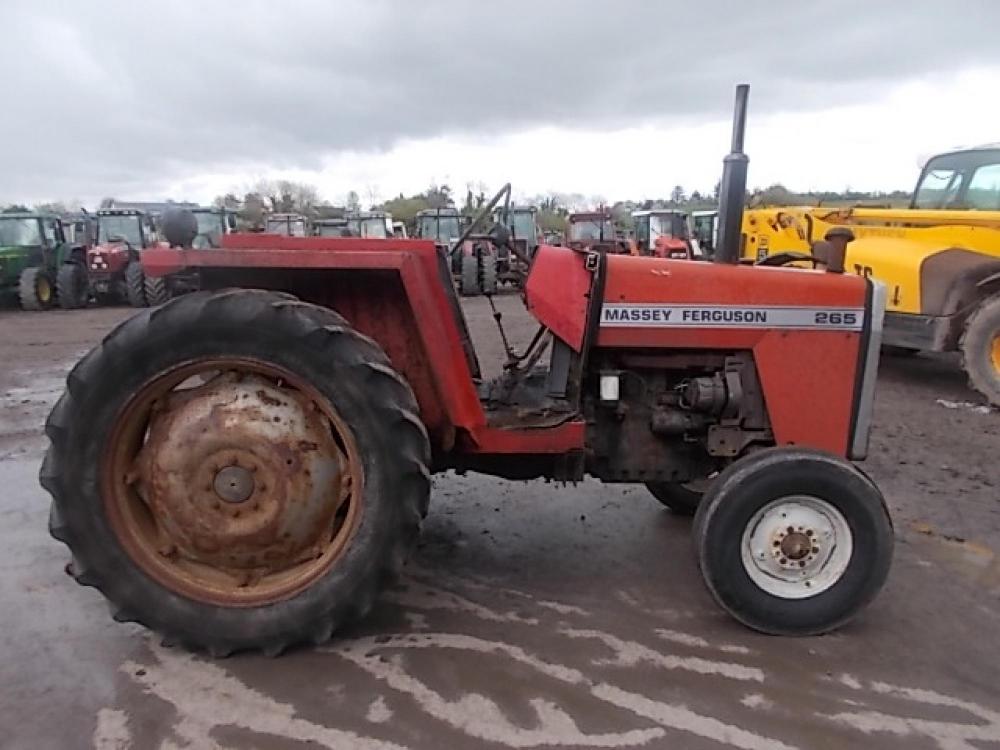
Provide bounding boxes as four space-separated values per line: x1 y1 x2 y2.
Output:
714 84 750 265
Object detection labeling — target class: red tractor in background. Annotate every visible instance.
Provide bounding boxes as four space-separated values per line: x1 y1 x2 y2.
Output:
566 208 629 254
631 209 701 259
58 209 161 308
42 86 893 656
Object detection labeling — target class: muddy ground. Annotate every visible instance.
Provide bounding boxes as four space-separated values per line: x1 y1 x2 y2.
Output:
1 296 998 750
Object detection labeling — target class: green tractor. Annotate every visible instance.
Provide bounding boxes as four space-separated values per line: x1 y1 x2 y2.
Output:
0 213 78 310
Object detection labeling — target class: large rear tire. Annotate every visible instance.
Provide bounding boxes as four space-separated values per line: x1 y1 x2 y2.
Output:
144 274 170 306
646 482 702 516
125 260 147 307
57 263 89 310
460 252 479 296
960 292 1000 407
19 267 54 311
479 253 498 295
693 447 892 635
42 290 430 656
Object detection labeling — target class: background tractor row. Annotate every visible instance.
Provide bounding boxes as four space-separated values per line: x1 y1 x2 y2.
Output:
742 144 1000 405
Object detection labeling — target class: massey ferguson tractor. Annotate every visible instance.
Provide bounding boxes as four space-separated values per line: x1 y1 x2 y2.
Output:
59 209 159 308
42 86 893 656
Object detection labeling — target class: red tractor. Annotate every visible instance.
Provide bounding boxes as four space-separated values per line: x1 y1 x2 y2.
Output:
42 87 893 655
566 208 629 254
630 209 700 259
60 209 160 307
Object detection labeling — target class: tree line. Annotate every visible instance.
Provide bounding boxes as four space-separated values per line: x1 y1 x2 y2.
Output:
2 181 912 232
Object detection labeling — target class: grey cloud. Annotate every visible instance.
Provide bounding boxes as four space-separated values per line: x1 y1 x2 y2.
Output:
2 0 998 202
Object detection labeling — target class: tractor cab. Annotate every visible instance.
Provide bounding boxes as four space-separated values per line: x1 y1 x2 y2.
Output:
313 218 350 238
566 210 625 253
691 210 719 258
190 208 237 249
911 145 1000 211
346 211 394 239
492 205 541 258
631 209 699 259
0 212 68 309
415 208 463 248
265 213 310 237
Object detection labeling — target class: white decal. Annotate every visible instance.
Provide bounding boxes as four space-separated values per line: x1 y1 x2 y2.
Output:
600 304 865 330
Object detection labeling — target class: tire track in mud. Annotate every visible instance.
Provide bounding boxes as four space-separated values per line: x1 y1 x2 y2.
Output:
103 568 1000 749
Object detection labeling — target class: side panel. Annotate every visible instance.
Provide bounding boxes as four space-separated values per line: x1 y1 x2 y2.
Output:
524 245 592 351
597 255 867 455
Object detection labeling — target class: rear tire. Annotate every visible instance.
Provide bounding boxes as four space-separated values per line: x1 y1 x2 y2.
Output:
646 482 702 516
960 292 1000 407
693 447 892 635
144 275 170 306
19 267 54 311
460 253 479 296
42 290 430 655
125 260 147 307
479 253 498 295
57 263 89 309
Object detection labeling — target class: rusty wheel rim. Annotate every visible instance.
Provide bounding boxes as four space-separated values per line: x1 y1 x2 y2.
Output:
991 334 1000 375
102 358 364 607
37 275 52 303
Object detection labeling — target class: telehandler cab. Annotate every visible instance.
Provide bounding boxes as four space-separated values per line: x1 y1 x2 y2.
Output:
42 86 893 655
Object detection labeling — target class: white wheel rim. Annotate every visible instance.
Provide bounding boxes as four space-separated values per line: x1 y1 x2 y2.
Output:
740 495 853 599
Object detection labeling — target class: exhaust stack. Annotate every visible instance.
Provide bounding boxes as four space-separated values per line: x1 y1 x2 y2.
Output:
714 84 750 265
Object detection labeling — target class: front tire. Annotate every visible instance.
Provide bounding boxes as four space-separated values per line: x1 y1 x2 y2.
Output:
960 292 1000 407
19 267 54 310
479 253 498 295
42 290 430 655
693 447 892 635
125 260 147 307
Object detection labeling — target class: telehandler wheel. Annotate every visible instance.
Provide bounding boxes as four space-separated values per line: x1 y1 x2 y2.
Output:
479 254 498 295
18 267 54 311
460 252 480 296
693 447 892 636
57 263 89 310
144 275 170 306
646 482 702 516
125 260 147 307
960 292 1000 407
42 289 430 656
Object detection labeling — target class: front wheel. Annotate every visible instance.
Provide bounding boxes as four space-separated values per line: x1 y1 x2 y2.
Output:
19 267 55 311
960 292 1000 407
42 290 430 655
460 252 479 296
693 447 892 635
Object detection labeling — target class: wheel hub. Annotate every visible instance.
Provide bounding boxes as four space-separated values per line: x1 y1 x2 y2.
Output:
213 465 255 504
741 495 853 599
991 334 1000 374
133 373 346 574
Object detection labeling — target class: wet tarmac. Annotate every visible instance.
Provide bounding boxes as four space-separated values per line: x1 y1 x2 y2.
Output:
1 300 999 749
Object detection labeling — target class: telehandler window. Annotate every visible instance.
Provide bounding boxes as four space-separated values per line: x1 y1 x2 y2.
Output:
966 163 1000 210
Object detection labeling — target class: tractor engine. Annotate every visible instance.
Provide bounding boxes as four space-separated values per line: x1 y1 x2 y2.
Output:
585 352 770 483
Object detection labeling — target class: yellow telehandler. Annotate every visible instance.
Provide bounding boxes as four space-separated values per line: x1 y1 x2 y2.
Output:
742 145 1000 405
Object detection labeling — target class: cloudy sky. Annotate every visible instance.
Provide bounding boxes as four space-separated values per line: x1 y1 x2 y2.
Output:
2 0 999 208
